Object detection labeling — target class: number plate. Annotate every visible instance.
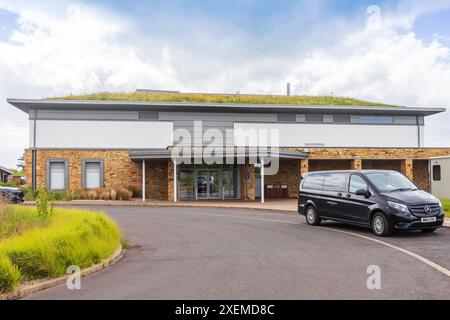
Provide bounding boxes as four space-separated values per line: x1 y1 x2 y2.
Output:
421 217 436 223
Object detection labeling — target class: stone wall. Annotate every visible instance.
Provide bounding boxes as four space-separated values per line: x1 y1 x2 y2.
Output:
24 149 142 192
264 159 300 198
145 159 169 200
24 147 450 200
286 147 450 159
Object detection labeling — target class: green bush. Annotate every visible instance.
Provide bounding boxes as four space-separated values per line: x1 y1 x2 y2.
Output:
0 254 21 293
0 206 121 293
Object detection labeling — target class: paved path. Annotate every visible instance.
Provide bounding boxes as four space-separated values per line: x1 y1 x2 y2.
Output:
26 206 450 299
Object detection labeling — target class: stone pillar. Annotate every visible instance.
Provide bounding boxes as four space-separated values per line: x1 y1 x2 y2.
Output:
248 164 255 200
401 159 414 181
300 159 309 177
240 163 255 200
168 159 174 201
351 159 362 170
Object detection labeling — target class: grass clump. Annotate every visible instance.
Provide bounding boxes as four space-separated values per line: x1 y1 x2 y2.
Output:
51 91 398 107
0 254 21 293
440 199 450 218
0 205 121 293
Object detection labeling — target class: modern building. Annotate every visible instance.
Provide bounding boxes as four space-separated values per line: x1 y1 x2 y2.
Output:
0 166 12 183
8 92 450 202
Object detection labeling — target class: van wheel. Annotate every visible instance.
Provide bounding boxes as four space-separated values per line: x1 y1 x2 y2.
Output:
421 228 437 233
305 206 321 226
371 213 391 236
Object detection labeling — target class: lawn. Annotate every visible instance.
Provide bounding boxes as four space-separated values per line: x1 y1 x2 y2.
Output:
51 91 399 107
0 202 121 293
441 199 450 218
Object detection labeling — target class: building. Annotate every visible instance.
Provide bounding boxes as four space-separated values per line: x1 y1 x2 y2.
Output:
0 166 12 183
429 156 450 199
8 92 450 202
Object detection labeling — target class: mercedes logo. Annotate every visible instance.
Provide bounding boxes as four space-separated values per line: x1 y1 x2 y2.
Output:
424 205 431 214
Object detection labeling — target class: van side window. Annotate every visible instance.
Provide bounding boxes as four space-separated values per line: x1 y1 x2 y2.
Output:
303 174 325 190
432 165 441 181
349 175 368 193
323 173 347 192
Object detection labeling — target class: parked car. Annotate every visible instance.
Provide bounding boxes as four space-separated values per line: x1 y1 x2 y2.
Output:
0 186 25 203
298 170 445 236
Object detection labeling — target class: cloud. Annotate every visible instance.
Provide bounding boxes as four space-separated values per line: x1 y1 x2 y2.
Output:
1 0 450 167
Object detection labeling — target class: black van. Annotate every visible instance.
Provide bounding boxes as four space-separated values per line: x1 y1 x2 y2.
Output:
298 170 445 236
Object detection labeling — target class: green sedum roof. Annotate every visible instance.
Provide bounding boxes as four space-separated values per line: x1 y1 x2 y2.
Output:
50 91 399 107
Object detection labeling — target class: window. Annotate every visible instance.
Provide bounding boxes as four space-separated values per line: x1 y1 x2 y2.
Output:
305 114 323 123
394 116 417 125
349 175 368 193
302 174 325 190
432 165 441 181
323 173 347 192
82 160 104 189
277 114 296 122
46 159 68 191
333 115 351 123
358 116 393 124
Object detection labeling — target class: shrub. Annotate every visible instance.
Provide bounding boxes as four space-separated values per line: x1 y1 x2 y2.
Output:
36 189 54 219
0 254 21 293
0 206 121 292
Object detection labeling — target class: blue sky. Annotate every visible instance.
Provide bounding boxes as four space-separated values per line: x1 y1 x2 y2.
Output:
0 0 450 168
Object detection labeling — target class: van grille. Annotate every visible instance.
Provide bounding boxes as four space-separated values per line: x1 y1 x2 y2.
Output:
409 204 440 217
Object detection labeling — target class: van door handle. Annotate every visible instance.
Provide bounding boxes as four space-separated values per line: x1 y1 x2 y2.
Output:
327 201 338 206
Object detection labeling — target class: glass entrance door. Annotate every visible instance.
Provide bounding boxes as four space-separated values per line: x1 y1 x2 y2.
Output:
196 171 221 199
197 171 209 199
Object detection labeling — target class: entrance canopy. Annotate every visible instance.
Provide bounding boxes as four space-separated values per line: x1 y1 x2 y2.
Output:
129 147 309 161
130 148 309 203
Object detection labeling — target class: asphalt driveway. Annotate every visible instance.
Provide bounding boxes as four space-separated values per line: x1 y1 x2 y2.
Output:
26 206 450 299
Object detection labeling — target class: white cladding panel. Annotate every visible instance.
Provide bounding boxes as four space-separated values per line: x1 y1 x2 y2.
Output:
430 158 450 199
35 120 173 148
234 123 419 147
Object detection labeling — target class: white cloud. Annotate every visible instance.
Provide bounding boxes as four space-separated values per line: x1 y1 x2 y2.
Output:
1 0 450 167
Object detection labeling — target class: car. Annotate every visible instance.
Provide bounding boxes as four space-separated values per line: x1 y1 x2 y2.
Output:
0 186 25 203
298 170 445 236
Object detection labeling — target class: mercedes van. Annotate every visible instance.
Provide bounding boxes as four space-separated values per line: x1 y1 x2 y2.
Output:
298 170 445 236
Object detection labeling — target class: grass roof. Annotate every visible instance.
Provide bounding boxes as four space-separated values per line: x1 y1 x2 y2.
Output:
51 91 398 107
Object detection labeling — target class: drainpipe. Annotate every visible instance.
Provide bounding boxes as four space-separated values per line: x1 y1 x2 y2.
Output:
261 158 265 204
174 159 177 202
142 159 146 202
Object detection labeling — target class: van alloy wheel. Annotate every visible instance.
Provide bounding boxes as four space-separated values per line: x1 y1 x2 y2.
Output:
373 216 384 234
371 213 390 236
305 206 321 226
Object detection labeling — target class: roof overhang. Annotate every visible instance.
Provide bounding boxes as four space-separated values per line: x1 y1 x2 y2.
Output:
129 148 309 160
7 99 446 117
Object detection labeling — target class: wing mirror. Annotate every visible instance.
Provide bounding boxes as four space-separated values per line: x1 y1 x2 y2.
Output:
355 189 371 198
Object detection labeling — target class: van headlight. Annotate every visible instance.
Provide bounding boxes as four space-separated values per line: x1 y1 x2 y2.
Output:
387 201 410 215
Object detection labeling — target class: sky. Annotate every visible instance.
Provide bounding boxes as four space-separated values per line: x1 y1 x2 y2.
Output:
0 0 450 168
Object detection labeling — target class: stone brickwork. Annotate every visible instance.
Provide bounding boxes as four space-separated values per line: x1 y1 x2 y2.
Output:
168 160 174 202
265 159 300 198
413 160 429 191
240 163 255 200
400 159 414 180
145 159 169 200
24 149 142 191
285 147 450 159
24 147 450 200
